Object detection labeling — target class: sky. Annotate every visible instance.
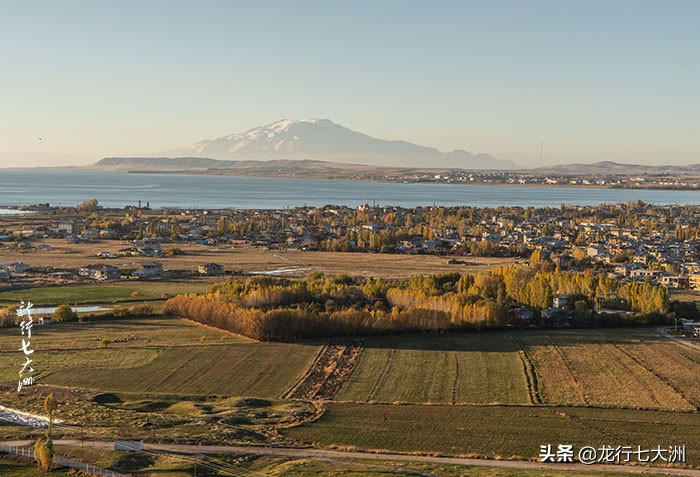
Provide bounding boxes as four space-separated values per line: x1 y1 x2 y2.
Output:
0 0 698 168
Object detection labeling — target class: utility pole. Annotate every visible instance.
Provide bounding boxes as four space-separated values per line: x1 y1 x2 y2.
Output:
540 141 544 169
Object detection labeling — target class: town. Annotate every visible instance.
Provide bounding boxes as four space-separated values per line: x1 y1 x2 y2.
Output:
3 200 700 290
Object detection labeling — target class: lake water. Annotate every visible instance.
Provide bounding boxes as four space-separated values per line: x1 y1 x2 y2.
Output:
0 208 34 215
0 169 699 210
30 305 108 315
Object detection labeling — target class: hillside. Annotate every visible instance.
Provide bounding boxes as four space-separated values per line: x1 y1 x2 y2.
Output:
158 118 517 169
536 160 700 175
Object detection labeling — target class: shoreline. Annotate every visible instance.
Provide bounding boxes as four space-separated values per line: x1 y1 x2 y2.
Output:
124 169 700 192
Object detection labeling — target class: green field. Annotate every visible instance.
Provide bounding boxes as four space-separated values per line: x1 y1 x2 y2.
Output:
336 329 700 411
0 281 209 305
337 333 530 404
44 343 318 397
0 316 247 352
285 402 700 463
2 317 700 469
0 317 319 398
0 316 254 382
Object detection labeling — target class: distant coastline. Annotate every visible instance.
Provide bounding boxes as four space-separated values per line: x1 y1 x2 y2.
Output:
1 163 700 192
89 157 700 192
1 169 700 210
121 168 700 192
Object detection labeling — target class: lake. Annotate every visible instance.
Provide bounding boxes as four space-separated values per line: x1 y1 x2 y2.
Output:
29 305 109 315
1 169 699 210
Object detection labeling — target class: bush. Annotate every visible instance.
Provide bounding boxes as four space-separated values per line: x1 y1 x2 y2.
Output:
0 306 18 328
34 437 54 472
53 304 78 322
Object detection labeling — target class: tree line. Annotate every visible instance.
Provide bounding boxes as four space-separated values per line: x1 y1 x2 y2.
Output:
164 268 669 341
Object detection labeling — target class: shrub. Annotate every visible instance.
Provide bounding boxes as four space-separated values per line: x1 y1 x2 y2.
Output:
53 304 78 322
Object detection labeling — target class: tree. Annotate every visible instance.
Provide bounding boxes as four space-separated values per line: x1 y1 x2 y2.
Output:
77 198 99 211
34 437 53 472
34 394 58 472
53 304 78 322
44 394 57 437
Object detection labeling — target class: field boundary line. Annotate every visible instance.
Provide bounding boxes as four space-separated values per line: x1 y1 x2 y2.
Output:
510 337 541 405
180 317 258 342
368 348 397 402
451 345 460 405
281 344 328 399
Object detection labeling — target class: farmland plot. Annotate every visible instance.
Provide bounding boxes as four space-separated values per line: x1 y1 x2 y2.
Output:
285 402 700 464
43 343 320 398
518 330 697 411
0 317 249 352
0 347 160 382
336 333 530 405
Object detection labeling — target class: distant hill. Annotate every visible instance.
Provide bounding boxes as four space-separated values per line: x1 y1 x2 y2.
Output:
95 157 226 170
535 161 700 175
155 118 517 170
93 157 403 173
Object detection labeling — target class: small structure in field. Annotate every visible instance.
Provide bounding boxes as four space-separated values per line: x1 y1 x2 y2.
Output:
79 264 121 281
134 261 164 278
114 440 144 452
198 262 224 276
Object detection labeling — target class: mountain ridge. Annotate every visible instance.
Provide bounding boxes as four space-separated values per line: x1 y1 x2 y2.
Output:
158 118 517 170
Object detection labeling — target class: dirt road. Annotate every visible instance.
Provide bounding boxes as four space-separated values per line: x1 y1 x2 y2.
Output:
657 327 700 352
3 440 699 476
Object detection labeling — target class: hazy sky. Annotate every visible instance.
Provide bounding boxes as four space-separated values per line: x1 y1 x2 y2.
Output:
1 0 698 168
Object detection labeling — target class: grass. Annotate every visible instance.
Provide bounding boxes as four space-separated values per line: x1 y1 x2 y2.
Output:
336 329 700 411
0 348 159 382
0 316 248 351
284 402 700 464
0 316 319 398
0 238 519 280
0 387 314 446
0 281 209 305
0 461 73 477
235 458 678 477
42 342 318 397
517 329 700 410
337 333 530 404
45 447 667 477
0 316 254 382
3 317 700 468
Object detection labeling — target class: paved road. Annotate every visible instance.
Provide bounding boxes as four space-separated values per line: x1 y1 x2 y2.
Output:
4 440 700 476
657 326 700 352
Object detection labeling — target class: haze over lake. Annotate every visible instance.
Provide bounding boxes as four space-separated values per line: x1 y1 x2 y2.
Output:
1 169 700 210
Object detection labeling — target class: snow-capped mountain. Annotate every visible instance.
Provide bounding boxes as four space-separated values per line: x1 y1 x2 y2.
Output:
161 119 516 169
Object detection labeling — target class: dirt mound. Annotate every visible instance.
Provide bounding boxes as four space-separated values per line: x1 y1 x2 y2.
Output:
283 340 363 400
